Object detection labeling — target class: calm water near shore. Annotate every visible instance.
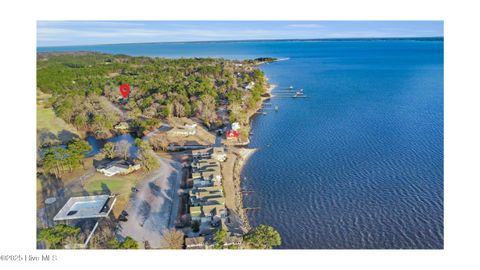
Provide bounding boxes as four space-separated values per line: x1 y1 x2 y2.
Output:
39 39 444 249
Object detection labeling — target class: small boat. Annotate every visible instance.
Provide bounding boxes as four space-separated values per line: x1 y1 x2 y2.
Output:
289 85 294 90
275 106 279 111
294 90 304 97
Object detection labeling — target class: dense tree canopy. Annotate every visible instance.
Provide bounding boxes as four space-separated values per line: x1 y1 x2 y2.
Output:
213 229 228 249
37 52 273 135
107 236 139 249
41 138 92 177
37 224 81 249
243 224 282 249
135 138 159 172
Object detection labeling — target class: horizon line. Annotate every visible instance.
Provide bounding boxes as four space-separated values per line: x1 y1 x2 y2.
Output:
37 36 444 48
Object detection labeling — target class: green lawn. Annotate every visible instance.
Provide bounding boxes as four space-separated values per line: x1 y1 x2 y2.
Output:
83 171 144 217
84 177 126 193
84 173 140 194
37 106 79 135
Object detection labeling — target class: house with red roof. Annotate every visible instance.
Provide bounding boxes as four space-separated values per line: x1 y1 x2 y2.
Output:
226 130 239 140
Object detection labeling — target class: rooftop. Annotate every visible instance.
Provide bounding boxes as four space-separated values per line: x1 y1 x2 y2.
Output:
202 204 225 216
185 236 206 248
53 195 114 221
190 206 202 217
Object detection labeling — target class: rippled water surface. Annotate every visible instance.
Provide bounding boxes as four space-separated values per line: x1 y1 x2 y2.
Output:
242 41 443 249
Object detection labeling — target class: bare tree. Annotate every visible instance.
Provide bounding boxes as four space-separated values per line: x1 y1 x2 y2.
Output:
160 229 184 249
149 134 169 152
196 95 216 126
116 140 131 160
172 100 185 117
88 220 116 249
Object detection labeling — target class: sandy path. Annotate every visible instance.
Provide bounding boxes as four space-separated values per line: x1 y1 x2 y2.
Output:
118 155 182 248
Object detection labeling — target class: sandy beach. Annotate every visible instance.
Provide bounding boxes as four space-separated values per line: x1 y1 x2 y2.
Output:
220 147 257 233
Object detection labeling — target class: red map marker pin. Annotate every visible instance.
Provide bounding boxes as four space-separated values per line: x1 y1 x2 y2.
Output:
119 84 131 98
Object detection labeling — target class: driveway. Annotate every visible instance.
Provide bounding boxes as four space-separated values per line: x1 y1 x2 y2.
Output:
118 155 182 248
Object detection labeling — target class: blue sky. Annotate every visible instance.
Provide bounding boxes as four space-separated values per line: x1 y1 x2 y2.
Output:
37 21 443 47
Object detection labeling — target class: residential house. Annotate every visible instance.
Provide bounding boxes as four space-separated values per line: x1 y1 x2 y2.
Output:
114 121 130 130
231 122 240 131
191 159 222 186
202 204 226 220
185 123 197 130
185 236 206 249
224 234 243 248
96 160 141 177
189 186 224 206
212 147 227 162
244 81 255 90
226 130 239 140
192 148 211 159
190 206 202 222
168 127 196 137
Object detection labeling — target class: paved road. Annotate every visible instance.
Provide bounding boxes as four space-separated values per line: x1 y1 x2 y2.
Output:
118 155 182 248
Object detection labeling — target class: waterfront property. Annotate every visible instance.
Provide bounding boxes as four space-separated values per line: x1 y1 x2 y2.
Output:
184 233 243 249
226 130 239 140
185 147 241 248
36 36 444 249
185 236 206 249
191 159 222 187
192 147 227 162
189 155 225 223
189 186 224 206
231 122 240 131
212 147 227 162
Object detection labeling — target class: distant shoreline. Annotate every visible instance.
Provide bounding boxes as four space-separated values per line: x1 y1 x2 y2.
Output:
37 36 444 49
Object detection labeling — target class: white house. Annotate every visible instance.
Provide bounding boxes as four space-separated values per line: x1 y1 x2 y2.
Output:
231 122 240 131
212 147 227 162
169 127 196 137
185 123 197 130
97 160 141 177
244 81 255 90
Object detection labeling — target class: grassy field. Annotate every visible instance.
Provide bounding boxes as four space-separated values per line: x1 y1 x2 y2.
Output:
37 91 79 135
37 106 79 135
83 171 144 217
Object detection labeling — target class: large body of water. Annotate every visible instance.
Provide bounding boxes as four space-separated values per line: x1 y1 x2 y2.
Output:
39 39 444 249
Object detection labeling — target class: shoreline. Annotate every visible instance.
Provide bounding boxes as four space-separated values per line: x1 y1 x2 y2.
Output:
230 80 275 233
230 147 257 232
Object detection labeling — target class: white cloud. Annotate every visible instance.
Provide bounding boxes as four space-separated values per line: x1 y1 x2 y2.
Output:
37 25 286 45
